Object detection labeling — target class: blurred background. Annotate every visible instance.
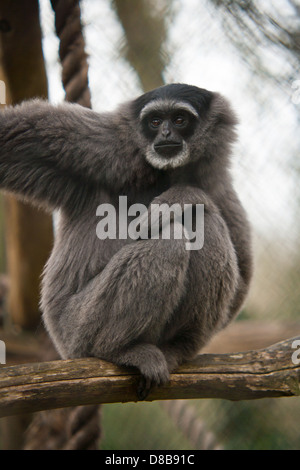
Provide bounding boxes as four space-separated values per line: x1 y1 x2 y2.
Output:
0 0 300 450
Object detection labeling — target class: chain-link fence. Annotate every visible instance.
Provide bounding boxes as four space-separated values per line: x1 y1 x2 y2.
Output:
36 0 300 450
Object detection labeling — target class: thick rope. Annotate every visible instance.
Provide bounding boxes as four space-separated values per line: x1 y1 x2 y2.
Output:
50 0 91 107
63 405 102 450
161 400 223 450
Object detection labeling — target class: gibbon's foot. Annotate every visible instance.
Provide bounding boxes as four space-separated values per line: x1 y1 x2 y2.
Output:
137 376 153 401
136 361 170 400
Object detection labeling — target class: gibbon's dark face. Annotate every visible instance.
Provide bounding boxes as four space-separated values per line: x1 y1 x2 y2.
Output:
134 83 214 170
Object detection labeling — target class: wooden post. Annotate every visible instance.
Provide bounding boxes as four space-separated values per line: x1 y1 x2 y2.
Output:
0 0 54 329
0 0 54 449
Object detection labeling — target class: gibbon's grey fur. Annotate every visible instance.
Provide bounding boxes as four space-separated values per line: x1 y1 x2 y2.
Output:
0 84 252 398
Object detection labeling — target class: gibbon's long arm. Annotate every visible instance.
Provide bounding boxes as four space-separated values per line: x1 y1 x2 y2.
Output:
0 100 141 210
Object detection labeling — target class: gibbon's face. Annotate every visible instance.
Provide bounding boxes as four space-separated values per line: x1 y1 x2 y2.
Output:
139 99 199 170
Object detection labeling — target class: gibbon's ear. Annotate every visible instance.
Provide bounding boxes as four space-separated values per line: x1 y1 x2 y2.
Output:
195 92 239 163
207 93 239 135
209 92 239 128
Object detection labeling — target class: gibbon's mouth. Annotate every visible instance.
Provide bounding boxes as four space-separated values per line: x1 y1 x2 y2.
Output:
154 141 183 157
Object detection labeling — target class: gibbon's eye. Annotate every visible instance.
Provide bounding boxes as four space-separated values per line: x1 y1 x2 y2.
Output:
150 117 162 129
173 115 185 126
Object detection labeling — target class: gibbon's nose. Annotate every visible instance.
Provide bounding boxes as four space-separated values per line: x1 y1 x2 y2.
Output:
161 122 171 137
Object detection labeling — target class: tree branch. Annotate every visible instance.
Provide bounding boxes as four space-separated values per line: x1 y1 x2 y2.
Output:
0 336 299 418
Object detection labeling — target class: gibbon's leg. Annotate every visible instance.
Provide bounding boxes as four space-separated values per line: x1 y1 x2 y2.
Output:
160 209 240 374
127 208 238 399
43 220 190 390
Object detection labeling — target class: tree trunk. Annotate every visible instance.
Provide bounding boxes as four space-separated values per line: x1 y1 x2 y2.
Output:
113 0 171 91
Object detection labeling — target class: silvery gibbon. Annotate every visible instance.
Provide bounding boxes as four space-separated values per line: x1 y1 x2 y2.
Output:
0 84 252 398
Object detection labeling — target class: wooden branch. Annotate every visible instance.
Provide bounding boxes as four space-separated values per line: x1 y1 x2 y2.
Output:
0 336 299 418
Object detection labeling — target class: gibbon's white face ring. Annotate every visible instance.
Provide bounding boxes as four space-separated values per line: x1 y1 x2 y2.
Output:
140 99 197 170
140 100 199 121
145 141 191 170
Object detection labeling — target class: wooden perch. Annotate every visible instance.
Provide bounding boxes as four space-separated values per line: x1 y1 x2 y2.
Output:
0 336 299 418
